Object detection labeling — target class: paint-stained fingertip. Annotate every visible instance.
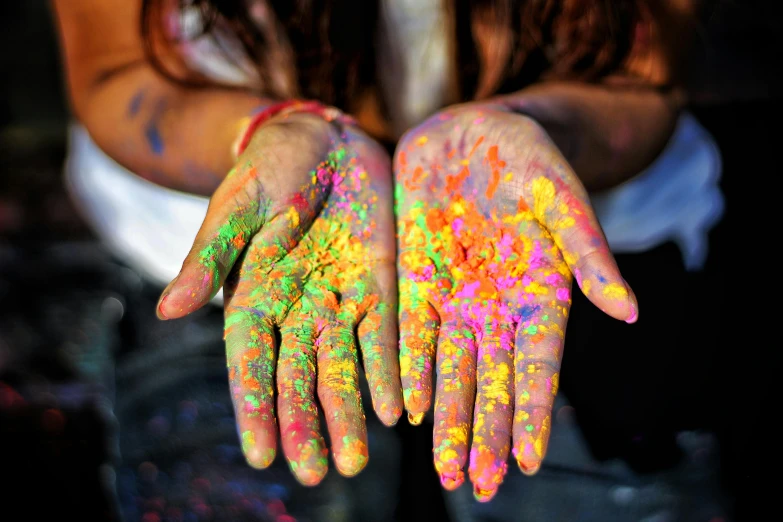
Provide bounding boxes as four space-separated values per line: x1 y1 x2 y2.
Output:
156 290 193 320
156 295 170 320
156 275 215 320
623 280 639 324
155 275 181 320
377 402 403 427
243 446 277 470
625 299 639 324
334 451 369 478
408 412 425 426
439 471 464 490
291 463 328 487
473 484 498 502
516 458 541 476
402 389 430 425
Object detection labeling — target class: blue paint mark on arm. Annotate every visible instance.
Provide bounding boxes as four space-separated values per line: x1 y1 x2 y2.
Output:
127 89 146 118
144 98 167 155
145 121 165 155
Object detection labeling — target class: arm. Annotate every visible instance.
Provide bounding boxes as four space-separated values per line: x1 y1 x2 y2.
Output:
54 1 403 485
51 0 274 195
495 82 683 191
492 0 701 191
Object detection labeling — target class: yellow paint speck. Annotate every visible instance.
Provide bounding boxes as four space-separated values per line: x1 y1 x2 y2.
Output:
532 177 556 222
582 279 592 295
602 283 628 299
286 206 300 228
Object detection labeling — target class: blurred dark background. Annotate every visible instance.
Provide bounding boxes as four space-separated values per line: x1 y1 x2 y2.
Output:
1 1 781 521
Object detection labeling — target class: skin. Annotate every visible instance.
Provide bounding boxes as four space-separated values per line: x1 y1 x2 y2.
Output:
53 0 695 497
394 104 638 501
157 113 402 485
52 0 690 196
52 0 275 195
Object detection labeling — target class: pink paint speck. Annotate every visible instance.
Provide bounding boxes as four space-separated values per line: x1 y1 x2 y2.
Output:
556 288 570 301
455 281 480 299
545 273 561 285
414 265 435 282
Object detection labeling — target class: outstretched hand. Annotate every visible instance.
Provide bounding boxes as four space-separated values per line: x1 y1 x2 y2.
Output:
158 113 402 485
394 105 638 500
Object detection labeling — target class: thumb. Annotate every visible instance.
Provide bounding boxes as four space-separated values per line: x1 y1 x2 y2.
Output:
157 166 328 320
513 128 638 323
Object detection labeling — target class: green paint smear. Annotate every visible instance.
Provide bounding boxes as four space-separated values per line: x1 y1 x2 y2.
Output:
241 430 255 453
244 394 261 408
394 183 405 214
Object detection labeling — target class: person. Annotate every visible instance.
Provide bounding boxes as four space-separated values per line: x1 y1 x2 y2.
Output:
52 0 726 518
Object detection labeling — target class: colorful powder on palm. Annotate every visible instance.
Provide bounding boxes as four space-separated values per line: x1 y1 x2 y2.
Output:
395 120 609 500
221 140 394 484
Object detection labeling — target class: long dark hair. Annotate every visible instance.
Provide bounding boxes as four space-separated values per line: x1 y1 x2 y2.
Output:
141 0 641 110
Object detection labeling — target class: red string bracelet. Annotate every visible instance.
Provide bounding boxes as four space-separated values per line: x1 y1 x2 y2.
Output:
232 100 356 159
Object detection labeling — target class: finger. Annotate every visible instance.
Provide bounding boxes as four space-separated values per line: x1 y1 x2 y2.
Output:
468 319 515 502
432 318 477 490
517 145 638 322
157 166 327 320
398 294 440 425
317 321 368 477
224 306 278 469
357 263 403 427
512 304 566 475
278 315 328 486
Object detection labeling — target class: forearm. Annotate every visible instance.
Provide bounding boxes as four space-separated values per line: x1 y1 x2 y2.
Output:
493 82 684 191
78 66 271 195
51 0 274 195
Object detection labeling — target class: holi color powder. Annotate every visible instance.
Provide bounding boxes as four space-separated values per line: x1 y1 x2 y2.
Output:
199 132 402 485
395 108 636 500
127 88 146 118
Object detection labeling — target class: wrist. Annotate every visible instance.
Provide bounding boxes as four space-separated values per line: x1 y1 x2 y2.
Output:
232 100 356 161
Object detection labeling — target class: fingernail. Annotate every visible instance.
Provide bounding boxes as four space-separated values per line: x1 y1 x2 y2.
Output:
624 281 638 324
625 301 638 324
623 279 639 324
473 484 498 502
157 295 170 320
408 412 424 426
517 459 540 476
439 471 464 490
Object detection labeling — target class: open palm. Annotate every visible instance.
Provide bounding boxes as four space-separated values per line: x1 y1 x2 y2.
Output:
394 105 638 500
158 115 401 486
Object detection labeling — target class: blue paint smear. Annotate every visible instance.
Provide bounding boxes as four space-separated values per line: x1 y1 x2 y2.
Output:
127 90 145 117
597 274 607 283
518 304 540 321
145 122 164 155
